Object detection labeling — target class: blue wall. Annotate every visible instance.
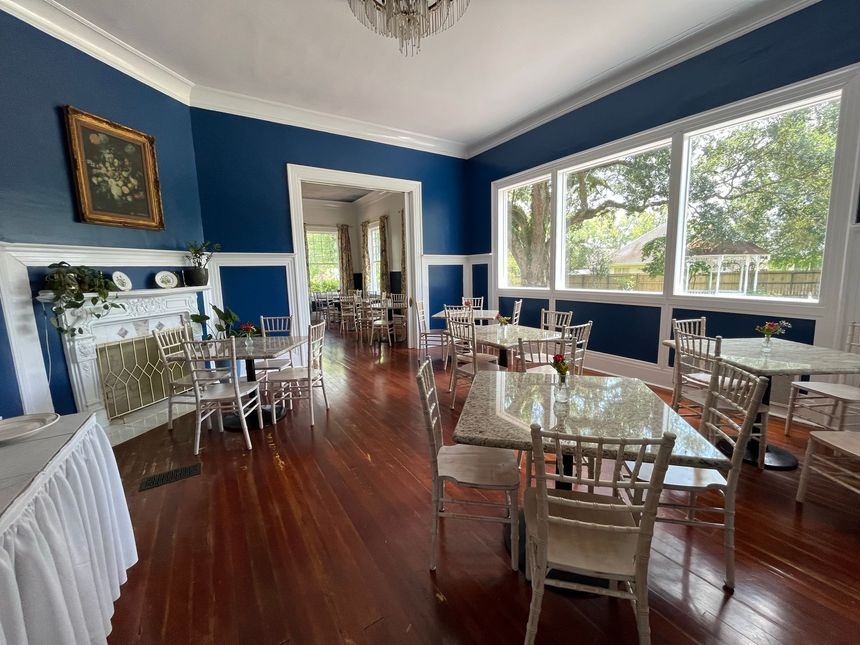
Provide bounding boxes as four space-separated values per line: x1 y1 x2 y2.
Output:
470 264 489 307
465 0 860 254
219 266 290 329
498 297 550 329
428 265 463 329
191 108 468 255
0 11 203 249
556 300 662 363
671 308 815 345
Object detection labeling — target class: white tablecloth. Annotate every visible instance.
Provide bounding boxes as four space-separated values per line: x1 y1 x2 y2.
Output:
0 413 137 644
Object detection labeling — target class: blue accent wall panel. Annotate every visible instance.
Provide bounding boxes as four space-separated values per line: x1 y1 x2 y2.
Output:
389 271 402 295
0 11 202 249
671 308 815 345
191 108 468 255
470 264 489 307
0 298 24 419
499 297 549 329
464 0 860 254
428 265 463 329
556 300 662 363
219 266 289 329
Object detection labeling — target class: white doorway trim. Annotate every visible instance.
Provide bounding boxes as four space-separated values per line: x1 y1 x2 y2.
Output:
286 164 424 348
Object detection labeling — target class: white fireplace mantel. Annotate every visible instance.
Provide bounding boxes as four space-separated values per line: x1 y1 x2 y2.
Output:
38 286 210 423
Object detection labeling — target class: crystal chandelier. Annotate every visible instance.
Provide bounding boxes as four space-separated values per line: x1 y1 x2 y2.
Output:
347 0 470 56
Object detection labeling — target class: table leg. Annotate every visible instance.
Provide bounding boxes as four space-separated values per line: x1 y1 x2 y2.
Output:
221 358 285 432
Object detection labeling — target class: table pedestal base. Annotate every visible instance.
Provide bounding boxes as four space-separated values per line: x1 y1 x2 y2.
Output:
222 404 285 432
716 439 798 470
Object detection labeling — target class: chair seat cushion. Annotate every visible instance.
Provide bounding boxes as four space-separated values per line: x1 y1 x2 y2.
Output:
266 366 322 382
809 430 860 455
456 361 500 376
631 462 727 491
254 358 293 371
437 444 519 487
200 382 259 401
791 380 860 402
524 488 638 578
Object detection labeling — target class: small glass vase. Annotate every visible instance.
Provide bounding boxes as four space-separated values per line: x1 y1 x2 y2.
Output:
555 373 570 402
761 335 772 354
244 336 254 348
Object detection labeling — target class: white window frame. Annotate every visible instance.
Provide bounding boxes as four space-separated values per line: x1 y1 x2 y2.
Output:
497 173 553 292
305 226 340 292
492 64 860 317
368 222 382 294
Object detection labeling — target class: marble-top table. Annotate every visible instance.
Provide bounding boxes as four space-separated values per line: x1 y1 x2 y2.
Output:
474 324 563 368
454 372 728 469
431 308 499 320
663 337 860 469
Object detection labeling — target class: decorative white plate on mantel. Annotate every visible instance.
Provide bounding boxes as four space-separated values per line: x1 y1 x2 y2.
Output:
0 413 61 444
155 271 179 289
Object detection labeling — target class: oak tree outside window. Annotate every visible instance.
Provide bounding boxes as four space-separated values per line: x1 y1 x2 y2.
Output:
560 143 670 292
500 176 552 289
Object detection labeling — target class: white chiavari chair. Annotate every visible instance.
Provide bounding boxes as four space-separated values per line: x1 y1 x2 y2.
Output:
416 358 519 571
390 292 408 340
447 316 499 409
629 359 768 590
524 425 676 645
462 296 484 309
182 338 263 455
511 299 523 325
265 321 329 428
540 309 573 334
796 431 860 503
340 295 359 335
784 321 860 435
255 315 294 374
415 300 448 361
153 324 200 430
672 316 707 337
567 320 593 376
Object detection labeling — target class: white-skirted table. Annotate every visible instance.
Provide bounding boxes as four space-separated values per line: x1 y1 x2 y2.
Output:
0 413 137 644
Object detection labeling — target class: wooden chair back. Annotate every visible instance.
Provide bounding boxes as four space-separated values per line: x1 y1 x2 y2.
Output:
566 320 593 375
307 321 326 381
415 300 430 334
153 323 193 365
447 317 476 362
676 331 722 379
701 359 768 480
416 358 444 477
516 338 556 372
511 299 523 325
540 309 573 334
672 317 707 338
846 321 860 353
260 315 292 337
462 296 484 309
390 292 407 311
444 304 474 326
529 423 676 568
182 338 240 399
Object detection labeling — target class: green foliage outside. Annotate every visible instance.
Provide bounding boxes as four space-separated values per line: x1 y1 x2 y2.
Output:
505 97 840 296
307 231 341 292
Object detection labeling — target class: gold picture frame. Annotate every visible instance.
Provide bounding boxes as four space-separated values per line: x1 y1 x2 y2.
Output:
64 106 164 230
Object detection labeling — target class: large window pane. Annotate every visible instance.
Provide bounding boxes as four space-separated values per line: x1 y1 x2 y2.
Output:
501 177 552 288
307 230 340 292
679 95 840 300
560 143 671 292
368 224 382 293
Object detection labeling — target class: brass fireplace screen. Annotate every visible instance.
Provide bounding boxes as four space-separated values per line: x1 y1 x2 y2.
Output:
96 335 189 419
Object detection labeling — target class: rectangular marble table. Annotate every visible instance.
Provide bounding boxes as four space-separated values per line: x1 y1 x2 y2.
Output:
454 372 728 469
234 335 307 380
663 337 860 469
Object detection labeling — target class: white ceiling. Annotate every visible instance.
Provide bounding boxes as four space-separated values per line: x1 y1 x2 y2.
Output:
301 183 374 203
23 0 810 155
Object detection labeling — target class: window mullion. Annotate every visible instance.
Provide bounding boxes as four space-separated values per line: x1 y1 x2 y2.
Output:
550 169 562 291
664 132 686 296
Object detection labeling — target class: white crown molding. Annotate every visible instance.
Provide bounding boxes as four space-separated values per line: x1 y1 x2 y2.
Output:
190 85 467 158
0 241 186 266
353 191 393 207
0 0 818 160
0 0 193 103
465 0 821 157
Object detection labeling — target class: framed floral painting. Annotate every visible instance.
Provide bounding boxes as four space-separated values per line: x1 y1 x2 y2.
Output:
64 106 164 230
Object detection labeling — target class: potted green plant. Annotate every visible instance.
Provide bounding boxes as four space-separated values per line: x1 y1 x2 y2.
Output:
184 241 220 287
38 262 123 335
190 304 240 340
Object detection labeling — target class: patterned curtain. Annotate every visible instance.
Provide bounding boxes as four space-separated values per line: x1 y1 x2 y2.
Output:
379 215 391 294
361 220 371 291
337 224 353 293
399 208 407 296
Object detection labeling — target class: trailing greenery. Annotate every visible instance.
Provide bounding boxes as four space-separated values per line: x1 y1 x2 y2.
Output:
42 262 123 335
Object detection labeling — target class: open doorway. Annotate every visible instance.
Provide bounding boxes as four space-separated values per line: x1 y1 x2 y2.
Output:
286 165 424 348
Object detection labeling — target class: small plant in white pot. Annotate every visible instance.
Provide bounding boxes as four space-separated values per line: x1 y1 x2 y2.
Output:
184 241 220 287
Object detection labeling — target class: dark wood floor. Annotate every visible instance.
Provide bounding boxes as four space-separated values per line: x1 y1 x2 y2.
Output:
108 333 860 645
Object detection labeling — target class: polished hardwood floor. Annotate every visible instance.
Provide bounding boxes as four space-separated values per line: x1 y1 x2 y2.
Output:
109 333 860 644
